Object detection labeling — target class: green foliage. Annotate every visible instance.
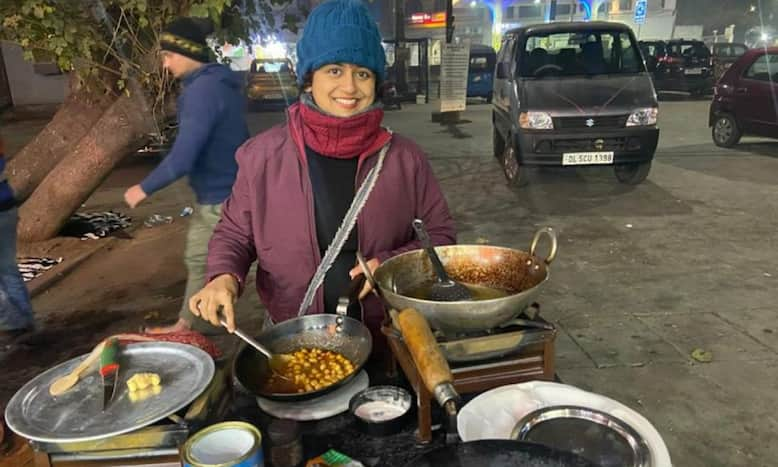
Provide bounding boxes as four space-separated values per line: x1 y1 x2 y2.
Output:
0 0 299 101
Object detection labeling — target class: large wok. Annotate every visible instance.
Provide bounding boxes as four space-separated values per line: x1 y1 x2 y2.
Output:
233 314 372 401
404 440 596 467
373 228 557 334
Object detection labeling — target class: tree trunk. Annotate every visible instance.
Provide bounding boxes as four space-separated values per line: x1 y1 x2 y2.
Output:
17 86 154 242
6 75 116 201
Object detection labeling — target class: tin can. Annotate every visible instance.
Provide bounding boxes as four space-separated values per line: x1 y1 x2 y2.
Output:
182 421 264 467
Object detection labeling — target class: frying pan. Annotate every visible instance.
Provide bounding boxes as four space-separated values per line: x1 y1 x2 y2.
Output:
403 439 596 467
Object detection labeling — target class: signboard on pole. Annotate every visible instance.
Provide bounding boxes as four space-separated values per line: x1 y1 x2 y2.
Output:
439 41 470 112
634 0 647 25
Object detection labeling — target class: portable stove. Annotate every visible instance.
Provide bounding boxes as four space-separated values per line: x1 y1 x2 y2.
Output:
384 304 557 443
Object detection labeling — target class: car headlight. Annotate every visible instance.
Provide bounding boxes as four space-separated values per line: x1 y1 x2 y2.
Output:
473 75 482 82
626 108 658 126
519 112 554 130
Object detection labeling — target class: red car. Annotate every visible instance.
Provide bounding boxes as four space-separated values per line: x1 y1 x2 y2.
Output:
710 47 778 147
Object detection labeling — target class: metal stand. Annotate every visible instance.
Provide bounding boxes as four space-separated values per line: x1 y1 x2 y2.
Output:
384 323 557 443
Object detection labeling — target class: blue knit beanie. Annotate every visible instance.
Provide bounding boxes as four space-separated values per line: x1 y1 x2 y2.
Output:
296 0 386 85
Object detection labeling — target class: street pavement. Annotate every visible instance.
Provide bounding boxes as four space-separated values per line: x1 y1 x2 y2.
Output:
379 98 778 467
3 97 777 466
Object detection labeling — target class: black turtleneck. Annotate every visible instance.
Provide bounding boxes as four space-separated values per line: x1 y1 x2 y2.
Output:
305 145 359 314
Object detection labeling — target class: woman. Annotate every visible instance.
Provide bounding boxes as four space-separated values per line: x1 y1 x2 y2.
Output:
187 0 456 350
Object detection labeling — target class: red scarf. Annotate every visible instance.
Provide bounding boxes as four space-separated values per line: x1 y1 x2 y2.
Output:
298 99 387 159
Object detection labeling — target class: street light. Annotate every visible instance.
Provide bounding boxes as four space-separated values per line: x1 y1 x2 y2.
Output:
470 0 477 7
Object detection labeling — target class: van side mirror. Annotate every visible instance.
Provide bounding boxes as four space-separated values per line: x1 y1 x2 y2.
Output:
496 62 510 79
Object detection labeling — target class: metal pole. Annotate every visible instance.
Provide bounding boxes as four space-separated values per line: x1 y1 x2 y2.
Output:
394 0 407 97
445 0 454 43
548 0 557 22
425 39 430 103
394 0 404 43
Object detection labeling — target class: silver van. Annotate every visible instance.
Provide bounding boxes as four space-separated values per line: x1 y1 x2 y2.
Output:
492 22 659 185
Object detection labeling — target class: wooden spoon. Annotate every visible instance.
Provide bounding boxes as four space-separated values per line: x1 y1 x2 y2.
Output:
49 339 107 396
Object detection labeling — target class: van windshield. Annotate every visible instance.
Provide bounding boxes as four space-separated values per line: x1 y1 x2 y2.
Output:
470 55 495 72
519 30 644 78
668 42 711 59
250 61 292 74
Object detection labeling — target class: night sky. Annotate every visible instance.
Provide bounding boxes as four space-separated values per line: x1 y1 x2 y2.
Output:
676 0 776 33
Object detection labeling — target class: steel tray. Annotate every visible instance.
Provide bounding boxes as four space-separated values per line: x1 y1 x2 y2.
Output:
5 342 214 443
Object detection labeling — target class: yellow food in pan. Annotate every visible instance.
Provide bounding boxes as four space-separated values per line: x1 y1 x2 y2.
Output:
262 348 355 394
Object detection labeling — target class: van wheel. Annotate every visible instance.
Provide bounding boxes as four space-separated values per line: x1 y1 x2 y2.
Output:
502 144 527 186
486 92 493 104
614 161 651 185
493 127 505 159
712 114 741 148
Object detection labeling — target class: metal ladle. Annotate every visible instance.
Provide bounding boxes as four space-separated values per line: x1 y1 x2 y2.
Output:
222 320 294 380
209 304 293 379
412 219 472 302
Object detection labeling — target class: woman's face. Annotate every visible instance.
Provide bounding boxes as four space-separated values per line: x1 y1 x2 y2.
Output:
308 63 376 117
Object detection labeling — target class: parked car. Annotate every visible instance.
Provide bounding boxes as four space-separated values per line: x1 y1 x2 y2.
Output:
246 58 299 109
467 44 497 103
709 47 778 147
135 117 177 156
641 39 713 96
493 22 659 185
639 40 668 72
711 42 748 83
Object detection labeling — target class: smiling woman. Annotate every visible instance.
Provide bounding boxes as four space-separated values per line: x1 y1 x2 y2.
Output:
184 0 456 359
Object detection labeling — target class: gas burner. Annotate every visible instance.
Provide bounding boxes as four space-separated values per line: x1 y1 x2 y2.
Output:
433 303 554 363
434 303 546 341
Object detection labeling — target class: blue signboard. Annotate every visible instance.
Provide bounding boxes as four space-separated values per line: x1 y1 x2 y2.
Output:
634 0 647 25
579 0 592 20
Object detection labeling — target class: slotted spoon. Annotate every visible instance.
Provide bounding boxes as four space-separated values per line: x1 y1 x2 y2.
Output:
412 218 472 302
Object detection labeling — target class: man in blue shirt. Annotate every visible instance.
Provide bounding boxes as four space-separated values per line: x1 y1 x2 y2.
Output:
124 17 250 333
0 133 35 341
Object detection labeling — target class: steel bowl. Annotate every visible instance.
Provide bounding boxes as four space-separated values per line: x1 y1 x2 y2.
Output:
372 228 557 334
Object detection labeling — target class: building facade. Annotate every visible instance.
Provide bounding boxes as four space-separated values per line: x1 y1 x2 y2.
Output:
498 0 677 41
401 0 678 50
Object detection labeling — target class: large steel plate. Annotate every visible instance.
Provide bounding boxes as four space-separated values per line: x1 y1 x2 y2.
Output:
5 342 214 443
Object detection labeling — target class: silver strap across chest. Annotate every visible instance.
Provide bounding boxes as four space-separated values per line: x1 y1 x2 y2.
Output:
297 138 391 316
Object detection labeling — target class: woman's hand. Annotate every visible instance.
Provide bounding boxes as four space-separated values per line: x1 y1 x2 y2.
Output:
188 274 239 332
349 257 380 299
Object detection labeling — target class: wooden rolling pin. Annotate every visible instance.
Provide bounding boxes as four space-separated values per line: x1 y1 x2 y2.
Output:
393 308 458 407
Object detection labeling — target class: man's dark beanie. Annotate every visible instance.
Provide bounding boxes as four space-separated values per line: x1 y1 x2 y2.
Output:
160 17 214 63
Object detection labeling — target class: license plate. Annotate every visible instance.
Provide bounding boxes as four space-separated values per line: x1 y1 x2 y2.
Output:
264 94 283 99
685 67 703 75
562 151 614 166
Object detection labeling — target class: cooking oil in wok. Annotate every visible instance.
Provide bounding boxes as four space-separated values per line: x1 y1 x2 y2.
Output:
404 281 512 301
